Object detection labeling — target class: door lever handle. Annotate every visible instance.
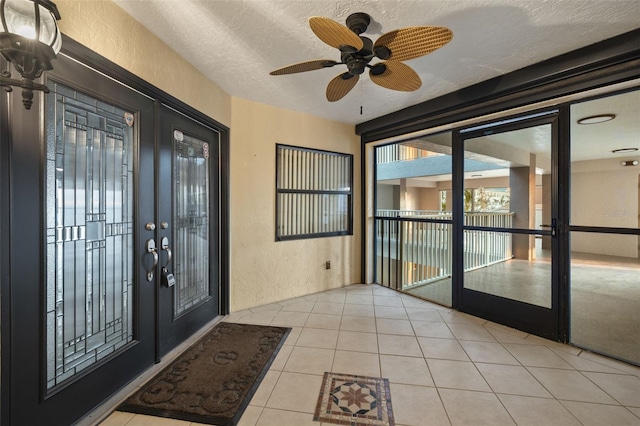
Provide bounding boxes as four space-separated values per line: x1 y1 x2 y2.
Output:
541 220 557 236
145 239 158 281
160 236 176 287
161 236 172 269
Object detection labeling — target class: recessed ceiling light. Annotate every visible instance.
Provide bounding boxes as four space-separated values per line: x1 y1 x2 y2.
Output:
612 148 638 154
577 114 616 124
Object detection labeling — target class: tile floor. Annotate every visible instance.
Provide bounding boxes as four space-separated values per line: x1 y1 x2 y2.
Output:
99 284 640 426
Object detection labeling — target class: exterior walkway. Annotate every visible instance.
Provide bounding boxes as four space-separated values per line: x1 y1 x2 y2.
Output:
99 284 640 426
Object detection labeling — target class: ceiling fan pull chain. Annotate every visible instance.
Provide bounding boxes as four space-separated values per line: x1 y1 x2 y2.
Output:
360 78 363 115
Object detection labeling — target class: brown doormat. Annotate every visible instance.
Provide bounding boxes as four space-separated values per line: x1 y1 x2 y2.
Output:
119 322 290 425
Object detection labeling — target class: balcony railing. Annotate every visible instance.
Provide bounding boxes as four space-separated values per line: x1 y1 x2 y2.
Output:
375 210 513 292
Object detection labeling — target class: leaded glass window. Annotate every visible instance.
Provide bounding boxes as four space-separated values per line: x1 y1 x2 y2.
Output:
45 83 135 389
173 131 211 316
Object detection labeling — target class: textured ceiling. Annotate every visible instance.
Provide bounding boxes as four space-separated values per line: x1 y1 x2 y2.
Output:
113 0 640 125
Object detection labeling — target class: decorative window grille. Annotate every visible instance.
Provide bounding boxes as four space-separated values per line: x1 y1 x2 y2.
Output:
276 144 353 241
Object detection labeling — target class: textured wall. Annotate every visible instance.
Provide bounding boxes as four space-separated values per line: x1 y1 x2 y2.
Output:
54 0 361 311
55 0 231 126
230 97 361 311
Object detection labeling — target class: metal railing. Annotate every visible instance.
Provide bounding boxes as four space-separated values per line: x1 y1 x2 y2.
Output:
377 209 451 218
375 210 513 291
463 212 514 270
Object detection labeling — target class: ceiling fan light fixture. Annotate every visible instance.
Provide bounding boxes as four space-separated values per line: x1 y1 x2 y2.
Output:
577 114 616 124
612 148 638 154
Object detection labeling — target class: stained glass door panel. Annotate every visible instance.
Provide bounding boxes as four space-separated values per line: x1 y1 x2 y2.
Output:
45 83 136 389
158 106 220 356
174 132 211 316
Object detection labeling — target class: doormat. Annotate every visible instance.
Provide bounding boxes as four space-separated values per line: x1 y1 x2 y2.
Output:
314 372 395 426
119 322 290 426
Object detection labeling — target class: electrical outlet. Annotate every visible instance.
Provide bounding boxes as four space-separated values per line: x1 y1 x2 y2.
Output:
325 261 331 270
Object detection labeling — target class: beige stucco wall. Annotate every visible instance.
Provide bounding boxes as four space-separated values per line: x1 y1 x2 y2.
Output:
230 97 361 311
55 0 231 126
53 0 362 311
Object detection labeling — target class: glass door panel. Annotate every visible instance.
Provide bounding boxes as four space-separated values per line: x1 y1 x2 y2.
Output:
463 124 553 308
158 106 220 356
569 90 640 364
570 232 640 364
459 115 558 339
174 132 211 316
374 131 453 306
45 85 137 389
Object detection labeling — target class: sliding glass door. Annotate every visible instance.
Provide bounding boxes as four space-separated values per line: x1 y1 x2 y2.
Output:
569 89 640 364
458 113 559 339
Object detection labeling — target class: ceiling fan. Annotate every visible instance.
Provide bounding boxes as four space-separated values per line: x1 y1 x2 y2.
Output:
269 12 453 102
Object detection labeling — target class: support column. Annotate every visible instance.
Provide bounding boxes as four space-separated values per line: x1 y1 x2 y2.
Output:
510 154 536 260
399 178 407 211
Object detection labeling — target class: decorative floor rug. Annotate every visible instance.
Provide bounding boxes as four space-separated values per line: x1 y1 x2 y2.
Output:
314 372 395 426
119 322 290 426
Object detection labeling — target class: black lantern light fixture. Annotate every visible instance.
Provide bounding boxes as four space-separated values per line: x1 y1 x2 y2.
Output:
0 0 61 110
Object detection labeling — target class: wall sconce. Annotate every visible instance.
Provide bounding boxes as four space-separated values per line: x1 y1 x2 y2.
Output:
0 0 62 110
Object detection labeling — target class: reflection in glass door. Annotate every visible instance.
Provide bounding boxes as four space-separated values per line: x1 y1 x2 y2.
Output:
569 89 640 365
459 114 559 339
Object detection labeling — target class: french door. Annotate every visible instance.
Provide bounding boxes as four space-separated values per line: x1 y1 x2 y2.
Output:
1 55 221 424
157 105 220 356
456 112 561 339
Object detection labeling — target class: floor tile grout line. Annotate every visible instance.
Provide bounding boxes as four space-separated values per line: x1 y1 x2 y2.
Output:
578 368 633 408
142 284 639 426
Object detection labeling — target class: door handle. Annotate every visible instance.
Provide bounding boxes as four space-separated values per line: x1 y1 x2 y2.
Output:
541 219 557 236
161 236 172 269
145 239 158 281
160 236 176 287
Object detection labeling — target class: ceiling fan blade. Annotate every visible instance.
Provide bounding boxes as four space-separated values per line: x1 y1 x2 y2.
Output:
309 17 364 51
370 61 421 92
374 26 453 62
270 60 338 75
326 72 359 102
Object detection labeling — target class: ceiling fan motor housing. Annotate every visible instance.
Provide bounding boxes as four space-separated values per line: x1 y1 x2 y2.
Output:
341 36 374 75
